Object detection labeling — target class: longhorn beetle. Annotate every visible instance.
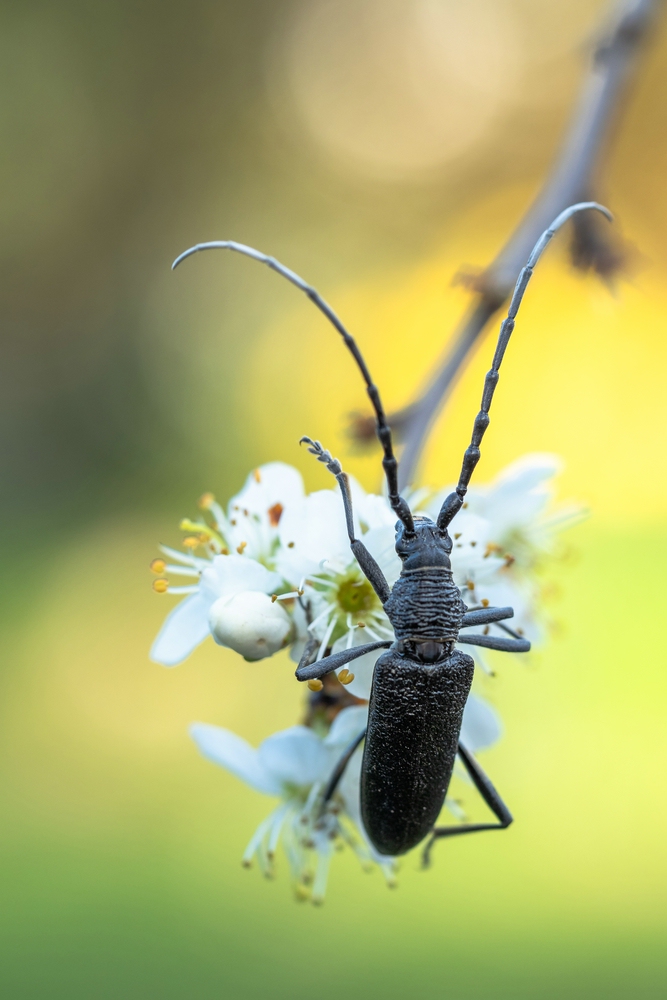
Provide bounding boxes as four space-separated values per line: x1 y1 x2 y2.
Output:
173 200 611 864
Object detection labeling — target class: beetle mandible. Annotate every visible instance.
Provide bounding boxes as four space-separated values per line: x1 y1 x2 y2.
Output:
173 200 611 864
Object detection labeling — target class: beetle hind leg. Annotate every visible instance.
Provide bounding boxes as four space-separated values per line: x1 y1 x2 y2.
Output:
422 741 512 868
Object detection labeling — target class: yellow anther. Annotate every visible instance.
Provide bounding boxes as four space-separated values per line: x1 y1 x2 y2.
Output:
307 678 324 692
152 578 169 593
338 669 355 685
198 492 215 510
504 553 515 567
271 594 278 603
484 542 502 559
470 540 477 547
198 532 210 544
481 598 489 607
236 541 247 554
454 533 462 540
483 625 490 635
357 621 366 628
466 580 475 591
253 468 262 483
150 558 166 574
183 536 200 549
287 541 295 548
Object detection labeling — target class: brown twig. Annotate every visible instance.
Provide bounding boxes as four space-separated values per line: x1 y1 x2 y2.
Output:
355 0 657 490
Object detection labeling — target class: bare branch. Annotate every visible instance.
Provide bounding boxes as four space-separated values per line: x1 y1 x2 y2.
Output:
383 0 658 489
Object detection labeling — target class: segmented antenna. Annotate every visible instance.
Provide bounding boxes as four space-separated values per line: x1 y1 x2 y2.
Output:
172 240 414 531
437 201 613 531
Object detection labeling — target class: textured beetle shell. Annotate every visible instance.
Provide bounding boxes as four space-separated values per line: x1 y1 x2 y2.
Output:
384 569 465 641
360 648 474 856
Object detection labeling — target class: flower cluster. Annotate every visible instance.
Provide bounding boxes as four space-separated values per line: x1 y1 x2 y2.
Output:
150 455 580 900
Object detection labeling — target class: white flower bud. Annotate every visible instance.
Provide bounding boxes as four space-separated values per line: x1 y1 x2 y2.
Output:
208 591 291 661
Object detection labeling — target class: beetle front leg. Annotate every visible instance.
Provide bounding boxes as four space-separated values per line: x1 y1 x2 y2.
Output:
422 741 513 867
300 436 391 603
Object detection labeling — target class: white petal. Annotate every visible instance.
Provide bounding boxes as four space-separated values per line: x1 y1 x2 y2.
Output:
324 705 369 748
461 693 502 752
230 462 304 518
277 490 350 579
259 726 330 788
201 555 282 601
190 722 281 795
150 592 212 666
362 525 401 584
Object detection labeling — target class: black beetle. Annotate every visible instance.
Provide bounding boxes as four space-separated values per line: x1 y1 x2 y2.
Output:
173 200 611 863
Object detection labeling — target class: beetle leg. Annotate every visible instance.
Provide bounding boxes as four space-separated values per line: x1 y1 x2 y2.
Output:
422 741 513 867
461 605 514 628
318 729 367 815
300 436 392 604
296 639 392 682
457 633 530 653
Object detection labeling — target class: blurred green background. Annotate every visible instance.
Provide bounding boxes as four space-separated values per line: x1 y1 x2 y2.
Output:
2 0 666 996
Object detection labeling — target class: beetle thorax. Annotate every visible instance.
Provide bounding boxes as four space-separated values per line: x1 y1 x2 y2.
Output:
384 516 466 658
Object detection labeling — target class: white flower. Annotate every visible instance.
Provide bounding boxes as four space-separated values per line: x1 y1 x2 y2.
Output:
190 706 395 903
275 482 400 690
150 462 302 666
151 552 284 666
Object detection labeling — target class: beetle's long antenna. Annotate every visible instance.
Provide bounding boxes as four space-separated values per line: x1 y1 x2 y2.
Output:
172 241 414 531
437 201 612 531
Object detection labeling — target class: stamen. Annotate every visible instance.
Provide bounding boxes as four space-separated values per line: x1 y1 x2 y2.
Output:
318 614 337 660
150 558 166 574
504 553 515 567
152 579 169 593
267 502 283 526
308 605 334 632
253 468 261 482
338 669 355 685
236 541 247 554
164 565 199 578
308 679 324 692
198 492 215 510
182 536 200 549
481 598 489 607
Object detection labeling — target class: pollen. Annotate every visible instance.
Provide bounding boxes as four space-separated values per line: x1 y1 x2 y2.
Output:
152 578 169 593
338 669 355 685
267 502 283 526
236 541 247 554
253 468 262 483
150 558 166 574
307 678 324 692
198 492 215 510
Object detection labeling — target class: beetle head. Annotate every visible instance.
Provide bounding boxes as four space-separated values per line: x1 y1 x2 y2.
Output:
395 515 452 570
